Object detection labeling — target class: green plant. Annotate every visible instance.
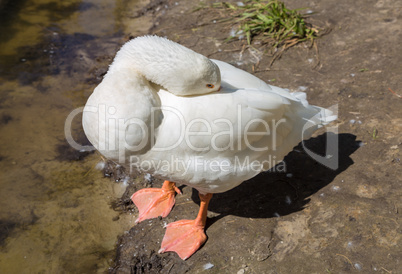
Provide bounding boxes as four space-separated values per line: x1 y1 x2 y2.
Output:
213 0 322 48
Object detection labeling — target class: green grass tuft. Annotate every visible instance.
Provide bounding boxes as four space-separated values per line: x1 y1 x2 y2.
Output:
213 0 322 48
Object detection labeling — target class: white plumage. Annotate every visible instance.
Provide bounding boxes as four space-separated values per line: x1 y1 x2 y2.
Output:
83 35 335 194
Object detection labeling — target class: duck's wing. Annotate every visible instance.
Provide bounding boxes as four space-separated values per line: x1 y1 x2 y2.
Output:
211 59 272 91
151 86 298 192
212 59 336 127
151 62 335 193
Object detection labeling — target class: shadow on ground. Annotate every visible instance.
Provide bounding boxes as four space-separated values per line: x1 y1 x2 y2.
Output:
190 133 361 226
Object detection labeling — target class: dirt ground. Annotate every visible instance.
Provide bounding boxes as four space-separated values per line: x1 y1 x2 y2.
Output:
96 0 401 273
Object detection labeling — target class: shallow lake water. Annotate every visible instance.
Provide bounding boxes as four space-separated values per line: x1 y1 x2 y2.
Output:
0 0 148 272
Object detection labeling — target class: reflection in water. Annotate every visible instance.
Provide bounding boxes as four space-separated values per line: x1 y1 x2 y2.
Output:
0 0 147 272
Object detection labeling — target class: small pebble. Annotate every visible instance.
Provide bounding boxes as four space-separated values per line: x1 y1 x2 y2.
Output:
332 185 340 191
122 176 129 185
354 263 362 270
298 86 308 92
203 263 214 270
144 173 152 182
229 28 237 37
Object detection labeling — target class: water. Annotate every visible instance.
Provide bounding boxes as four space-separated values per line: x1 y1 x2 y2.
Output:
0 0 148 272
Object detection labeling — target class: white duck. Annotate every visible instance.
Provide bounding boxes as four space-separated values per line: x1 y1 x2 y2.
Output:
83 35 335 260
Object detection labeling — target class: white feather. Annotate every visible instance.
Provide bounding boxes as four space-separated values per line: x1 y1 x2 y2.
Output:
83 36 336 194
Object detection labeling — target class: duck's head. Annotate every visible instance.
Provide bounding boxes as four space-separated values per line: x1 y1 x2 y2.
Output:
111 35 221 96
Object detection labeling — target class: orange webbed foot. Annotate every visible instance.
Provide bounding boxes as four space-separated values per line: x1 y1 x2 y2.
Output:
131 180 181 223
159 192 213 260
159 220 207 260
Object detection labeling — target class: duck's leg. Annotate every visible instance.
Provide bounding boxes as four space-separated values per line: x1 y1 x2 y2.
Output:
131 180 181 223
159 192 213 260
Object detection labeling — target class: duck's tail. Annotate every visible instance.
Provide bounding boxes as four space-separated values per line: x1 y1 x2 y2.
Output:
290 91 337 140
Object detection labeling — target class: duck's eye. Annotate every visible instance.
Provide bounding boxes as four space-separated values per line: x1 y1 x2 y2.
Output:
206 84 214 89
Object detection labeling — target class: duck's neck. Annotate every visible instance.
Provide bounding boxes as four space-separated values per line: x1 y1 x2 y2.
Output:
107 39 174 91
106 37 211 96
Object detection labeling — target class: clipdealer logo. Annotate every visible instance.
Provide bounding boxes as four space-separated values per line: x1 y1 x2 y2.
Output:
65 103 338 173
